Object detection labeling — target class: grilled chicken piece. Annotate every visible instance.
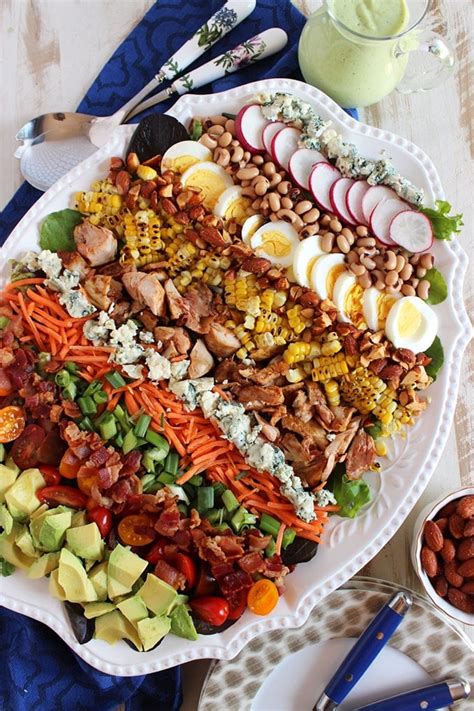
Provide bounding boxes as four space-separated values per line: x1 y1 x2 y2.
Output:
122 271 166 317
280 433 312 463
291 390 313 423
58 250 89 280
188 339 214 379
324 417 360 461
154 327 191 355
204 323 240 358
164 279 185 319
240 360 289 386
214 359 250 385
237 385 284 411
328 405 357 433
74 221 117 266
294 452 328 488
84 274 121 310
345 430 376 480
181 283 214 334
306 382 334 427
281 415 328 450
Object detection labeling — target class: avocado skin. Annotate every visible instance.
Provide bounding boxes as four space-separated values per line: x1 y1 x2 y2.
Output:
281 537 319 566
127 114 188 162
64 602 94 644
191 615 237 636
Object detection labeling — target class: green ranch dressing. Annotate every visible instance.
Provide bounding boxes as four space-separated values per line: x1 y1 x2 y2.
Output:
298 0 410 107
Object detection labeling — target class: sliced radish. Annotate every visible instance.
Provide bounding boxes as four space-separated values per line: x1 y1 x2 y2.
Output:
346 180 370 226
330 177 356 226
362 186 399 224
262 121 286 156
288 148 326 190
309 163 341 213
271 127 301 171
235 104 269 153
370 198 409 245
389 210 433 253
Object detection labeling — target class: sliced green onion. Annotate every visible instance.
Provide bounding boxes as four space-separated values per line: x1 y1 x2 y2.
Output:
212 482 226 498
259 512 281 538
265 539 276 558
114 404 131 432
83 380 102 397
0 316 11 330
231 506 257 533
141 473 158 492
134 414 151 438
177 503 189 516
64 361 78 374
206 508 225 526
282 527 296 549
145 429 169 450
93 390 108 405
158 472 176 486
78 395 97 416
164 451 179 476
62 382 77 401
105 371 126 389
115 432 124 448
188 475 203 487
147 446 169 463
99 414 117 441
55 370 71 387
79 416 94 432
197 487 214 513
222 489 239 513
122 429 138 454
235 470 250 480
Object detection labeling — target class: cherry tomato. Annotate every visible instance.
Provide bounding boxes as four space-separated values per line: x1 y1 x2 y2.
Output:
38 465 61 486
170 553 197 590
195 565 218 596
77 467 100 496
38 485 88 509
247 579 279 616
0 368 13 397
11 424 45 468
87 506 113 538
0 405 25 443
227 589 247 620
145 538 167 565
59 448 81 479
189 596 230 627
118 514 156 547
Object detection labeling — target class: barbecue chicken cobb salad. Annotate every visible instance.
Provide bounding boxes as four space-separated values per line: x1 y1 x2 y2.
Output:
0 93 462 651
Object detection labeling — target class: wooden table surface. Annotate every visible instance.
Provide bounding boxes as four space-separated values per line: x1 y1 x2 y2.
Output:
1 1 472 708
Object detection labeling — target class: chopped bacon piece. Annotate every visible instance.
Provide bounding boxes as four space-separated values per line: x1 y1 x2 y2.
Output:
106 475 140 503
62 400 81 419
218 569 253 596
120 450 142 477
238 551 265 574
155 507 181 537
246 531 272 552
215 535 245 560
89 446 111 468
154 559 186 591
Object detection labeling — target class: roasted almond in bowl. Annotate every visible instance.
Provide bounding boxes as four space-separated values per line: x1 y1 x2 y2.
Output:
411 487 474 625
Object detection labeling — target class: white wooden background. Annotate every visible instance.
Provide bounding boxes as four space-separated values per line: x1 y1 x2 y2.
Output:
1 1 472 708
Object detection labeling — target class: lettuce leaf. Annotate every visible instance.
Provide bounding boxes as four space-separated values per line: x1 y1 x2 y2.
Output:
425 267 448 305
365 419 383 440
424 336 444 381
39 209 83 252
327 465 372 518
419 200 463 241
0 557 15 576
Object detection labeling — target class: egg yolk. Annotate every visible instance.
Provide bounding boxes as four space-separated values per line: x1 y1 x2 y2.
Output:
225 197 252 225
166 155 201 173
344 284 365 326
377 294 399 328
327 264 346 299
184 170 227 209
396 301 423 338
259 231 292 257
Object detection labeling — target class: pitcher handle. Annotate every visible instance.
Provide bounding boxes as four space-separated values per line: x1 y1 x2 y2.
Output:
395 30 454 94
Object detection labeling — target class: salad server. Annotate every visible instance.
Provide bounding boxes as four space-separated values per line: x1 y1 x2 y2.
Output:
357 677 471 710
314 591 413 711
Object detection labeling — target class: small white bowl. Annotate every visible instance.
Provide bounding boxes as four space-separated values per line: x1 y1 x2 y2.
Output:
411 486 474 626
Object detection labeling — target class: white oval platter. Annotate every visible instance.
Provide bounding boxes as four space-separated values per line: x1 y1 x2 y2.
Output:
0 78 471 676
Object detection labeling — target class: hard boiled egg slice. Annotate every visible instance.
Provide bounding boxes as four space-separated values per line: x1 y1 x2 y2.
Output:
385 296 438 353
181 161 233 210
241 214 266 245
250 221 300 268
363 288 401 331
214 186 251 225
161 140 212 174
310 253 346 300
332 272 365 326
292 235 325 288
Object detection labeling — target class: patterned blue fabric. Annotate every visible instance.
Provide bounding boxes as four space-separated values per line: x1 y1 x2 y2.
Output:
0 2 357 708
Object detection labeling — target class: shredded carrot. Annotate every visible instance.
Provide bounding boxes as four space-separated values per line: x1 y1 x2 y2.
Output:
275 522 286 556
124 391 140 416
212 386 230 401
3 277 45 290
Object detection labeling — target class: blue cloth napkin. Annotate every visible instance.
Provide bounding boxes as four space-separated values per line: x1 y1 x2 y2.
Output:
0 2 357 709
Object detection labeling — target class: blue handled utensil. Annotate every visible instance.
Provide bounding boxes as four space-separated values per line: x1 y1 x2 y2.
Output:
313 591 413 711
356 677 471 710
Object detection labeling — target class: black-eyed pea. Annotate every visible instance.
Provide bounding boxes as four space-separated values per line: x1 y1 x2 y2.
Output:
350 262 367 277
395 254 406 272
277 180 291 195
303 208 320 224
277 209 303 229
410 277 420 288
208 123 225 136
356 225 369 237
385 270 399 286
199 133 218 150
360 254 376 270
347 251 358 264
254 177 270 197
420 253 433 269
410 253 421 265
336 233 351 253
386 279 402 293
358 271 372 288
224 119 235 135
241 186 256 198
231 139 240 147
251 154 264 165
243 151 251 163
269 173 282 188
341 227 355 245
294 200 313 215
252 198 262 210
246 206 258 216
269 212 279 222
399 263 413 280
416 265 427 278
231 146 244 163
320 214 331 227
401 283 416 296
214 147 230 167
329 218 342 233
374 254 385 269
417 279 430 300
236 165 260 181
209 115 227 126
218 131 233 148
300 224 319 237
268 192 281 212
263 161 276 177
383 250 397 270
357 236 376 248
281 196 293 210
321 232 335 252
240 179 251 187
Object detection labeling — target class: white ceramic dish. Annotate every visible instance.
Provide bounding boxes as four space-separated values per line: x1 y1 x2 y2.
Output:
411 486 474 626
0 78 471 676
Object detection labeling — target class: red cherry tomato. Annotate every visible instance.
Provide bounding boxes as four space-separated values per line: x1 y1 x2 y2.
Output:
170 552 197 590
189 596 230 627
38 485 88 509
87 506 113 538
195 565 218 596
227 589 247 620
118 514 156 547
77 466 100 496
145 538 167 565
0 369 13 397
59 448 81 479
38 465 62 486
11 424 45 467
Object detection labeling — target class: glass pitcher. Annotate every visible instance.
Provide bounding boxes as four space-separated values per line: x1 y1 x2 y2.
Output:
298 0 454 108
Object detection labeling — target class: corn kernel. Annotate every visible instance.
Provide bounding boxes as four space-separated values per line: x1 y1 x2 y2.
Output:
137 165 158 181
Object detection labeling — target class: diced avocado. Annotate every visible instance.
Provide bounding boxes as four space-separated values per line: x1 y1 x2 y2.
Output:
137 615 171 651
66 522 103 561
71 510 89 528
0 503 14 535
170 593 189 612
139 573 177 616
94 610 143 650
88 561 108 602
39 511 72 552
4 468 45 520
27 551 61 579
5 456 20 475
0 463 19 502
108 575 132 600
83 601 116 619
30 506 71 547
58 548 98 603
84 559 97 572
15 527 38 559
117 594 149 626
49 568 67 600
108 544 148 590
170 604 198 641
30 503 50 521
0 522 36 569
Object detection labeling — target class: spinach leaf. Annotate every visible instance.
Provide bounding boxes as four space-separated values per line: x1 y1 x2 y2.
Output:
327 464 371 519
424 335 444 381
419 200 463 241
39 209 83 252
0 557 15 576
425 267 448 305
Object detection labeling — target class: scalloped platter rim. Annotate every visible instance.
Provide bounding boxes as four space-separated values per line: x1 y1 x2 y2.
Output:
0 78 471 676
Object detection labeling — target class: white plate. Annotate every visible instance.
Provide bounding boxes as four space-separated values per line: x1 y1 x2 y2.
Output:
0 78 471 676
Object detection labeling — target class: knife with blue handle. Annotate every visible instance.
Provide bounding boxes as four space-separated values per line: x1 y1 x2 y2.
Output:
313 591 413 711
356 677 471 710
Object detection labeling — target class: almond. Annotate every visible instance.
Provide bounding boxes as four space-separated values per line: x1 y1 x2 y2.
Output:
423 520 444 552
434 516 448 534
434 576 448 597
444 560 464 588
126 152 140 172
457 495 474 519
200 226 228 249
115 170 131 196
457 559 474 578
447 587 473 613
438 501 456 518
161 198 178 216
110 156 124 170
440 538 456 563
463 519 474 537
448 513 465 539
457 537 474 562
461 580 474 594
241 256 272 275
420 546 438 578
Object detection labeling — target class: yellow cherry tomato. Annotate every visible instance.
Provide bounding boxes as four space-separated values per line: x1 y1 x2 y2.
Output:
247 579 279 616
0 406 25 443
